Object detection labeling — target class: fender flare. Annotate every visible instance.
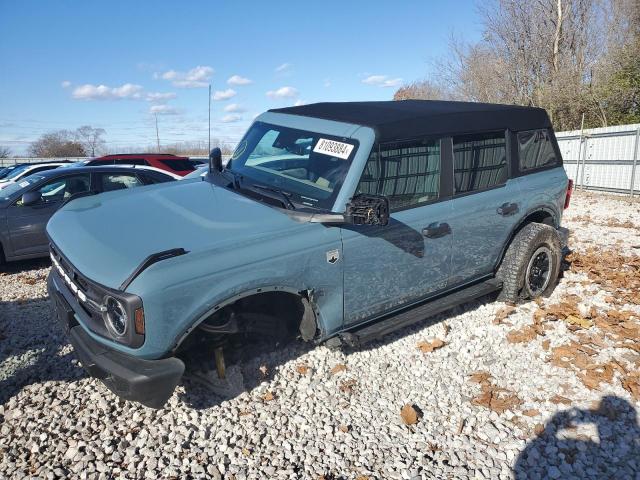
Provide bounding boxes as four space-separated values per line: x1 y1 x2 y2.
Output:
172 285 320 351
493 205 560 272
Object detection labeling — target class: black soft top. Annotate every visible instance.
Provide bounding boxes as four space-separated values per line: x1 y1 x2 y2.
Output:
270 100 552 142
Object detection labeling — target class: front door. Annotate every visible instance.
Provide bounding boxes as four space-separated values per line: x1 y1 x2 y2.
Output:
7 174 91 257
342 137 452 326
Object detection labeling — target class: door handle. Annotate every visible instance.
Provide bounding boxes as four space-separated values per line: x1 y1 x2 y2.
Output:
422 222 451 239
497 202 519 216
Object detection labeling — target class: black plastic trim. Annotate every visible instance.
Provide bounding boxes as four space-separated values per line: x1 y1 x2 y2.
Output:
119 248 188 291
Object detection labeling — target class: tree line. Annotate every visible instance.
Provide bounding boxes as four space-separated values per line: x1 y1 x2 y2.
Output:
394 0 640 130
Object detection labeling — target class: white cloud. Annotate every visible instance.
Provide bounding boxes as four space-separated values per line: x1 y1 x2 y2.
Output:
275 63 291 73
146 92 177 103
266 86 298 99
158 65 213 88
150 105 180 115
223 103 246 113
323 79 331 88
61 80 71 88
221 114 242 123
72 83 144 100
361 75 403 88
227 75 252 86
212 88 237 101
294 99 306 106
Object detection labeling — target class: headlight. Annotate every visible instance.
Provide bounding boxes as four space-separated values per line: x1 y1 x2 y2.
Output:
104 296 128 337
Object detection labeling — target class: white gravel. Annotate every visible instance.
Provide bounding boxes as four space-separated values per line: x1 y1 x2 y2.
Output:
1 190 639 479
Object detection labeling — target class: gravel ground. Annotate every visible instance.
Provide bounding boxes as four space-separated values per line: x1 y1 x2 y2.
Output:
1 190 639 480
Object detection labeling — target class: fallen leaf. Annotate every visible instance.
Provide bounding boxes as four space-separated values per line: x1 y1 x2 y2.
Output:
534 424 545 435
339 379 357 394
330 364 347 375
565 314 593 329
494 305 516 324
400 404 421 425
241 448 250 456
338 424 350 433
550 395 572 405
262 391 274 402
522 409 540 417
506 325 538 343
296 364 309 375
417 338 446 353
469 371 492 385
542 340 551 351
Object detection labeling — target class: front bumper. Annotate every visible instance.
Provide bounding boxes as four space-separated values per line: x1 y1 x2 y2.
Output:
48 271 184 408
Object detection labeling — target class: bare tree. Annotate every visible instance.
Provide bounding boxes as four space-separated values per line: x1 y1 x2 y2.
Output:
28 130 86 158
0 146 11 158
393 79 452 101
402 0 637 130
75 125 106 157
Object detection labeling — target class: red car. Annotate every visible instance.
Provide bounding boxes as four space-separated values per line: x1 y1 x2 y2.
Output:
84 154 196 176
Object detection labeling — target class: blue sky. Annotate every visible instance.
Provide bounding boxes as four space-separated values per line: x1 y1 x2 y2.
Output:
0 1 481 155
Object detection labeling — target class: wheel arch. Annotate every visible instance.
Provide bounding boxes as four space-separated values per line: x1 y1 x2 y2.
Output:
494 206 559 272
172 285 320 352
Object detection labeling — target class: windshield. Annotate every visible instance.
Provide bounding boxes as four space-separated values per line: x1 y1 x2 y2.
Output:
227 121 358 210
0 174 46 201
2 164 31 181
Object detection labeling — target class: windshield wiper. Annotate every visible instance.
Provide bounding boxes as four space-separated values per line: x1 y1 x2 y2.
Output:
251 184 296 210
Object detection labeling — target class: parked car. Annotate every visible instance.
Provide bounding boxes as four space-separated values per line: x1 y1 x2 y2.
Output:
0 165 177 263
47 100 571 408
76 153 195 177
181 164 208 180
0 162 69 189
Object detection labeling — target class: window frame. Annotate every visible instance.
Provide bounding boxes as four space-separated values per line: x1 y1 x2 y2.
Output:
11 173 92 207
451 129 510 199
512 128 562 176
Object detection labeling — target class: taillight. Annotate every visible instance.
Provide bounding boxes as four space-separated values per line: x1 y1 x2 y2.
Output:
564 179 573 210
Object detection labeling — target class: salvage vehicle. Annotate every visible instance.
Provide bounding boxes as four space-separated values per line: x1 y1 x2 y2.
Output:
47 100 571 408
0 161 70 189
0 165 177 263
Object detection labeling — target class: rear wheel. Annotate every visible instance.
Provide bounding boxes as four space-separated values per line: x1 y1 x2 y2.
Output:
496 223 562 303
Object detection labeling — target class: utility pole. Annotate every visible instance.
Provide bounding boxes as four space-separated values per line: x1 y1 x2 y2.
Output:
208 84 212 154
155 114 161 153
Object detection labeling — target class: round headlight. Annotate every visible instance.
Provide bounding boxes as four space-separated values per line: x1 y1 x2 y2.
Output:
104 296 127 337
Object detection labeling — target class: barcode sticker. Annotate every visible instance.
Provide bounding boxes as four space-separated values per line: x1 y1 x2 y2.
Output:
313 138 354 160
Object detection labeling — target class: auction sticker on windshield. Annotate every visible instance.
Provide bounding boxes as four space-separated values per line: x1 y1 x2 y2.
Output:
313 138 354 160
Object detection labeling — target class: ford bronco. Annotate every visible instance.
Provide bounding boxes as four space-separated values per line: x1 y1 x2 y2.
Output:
47 100 571 408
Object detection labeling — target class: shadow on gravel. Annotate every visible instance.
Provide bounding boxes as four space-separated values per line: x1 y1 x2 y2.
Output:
0 257 50 274
514 396 640 479
0 297 84 405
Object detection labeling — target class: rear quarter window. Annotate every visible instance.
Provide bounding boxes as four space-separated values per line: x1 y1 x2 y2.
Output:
453 132 507 194
518 129 557 171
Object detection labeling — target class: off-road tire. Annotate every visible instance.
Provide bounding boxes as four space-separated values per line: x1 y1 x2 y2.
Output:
496 223 562 303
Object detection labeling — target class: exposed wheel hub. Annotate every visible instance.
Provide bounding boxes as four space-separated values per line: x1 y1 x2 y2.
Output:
525 246 552 296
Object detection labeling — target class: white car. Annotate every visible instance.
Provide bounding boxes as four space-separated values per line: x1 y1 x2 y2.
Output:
0 162 69 190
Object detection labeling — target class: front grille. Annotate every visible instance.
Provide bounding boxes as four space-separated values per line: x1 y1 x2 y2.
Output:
49 243 110 337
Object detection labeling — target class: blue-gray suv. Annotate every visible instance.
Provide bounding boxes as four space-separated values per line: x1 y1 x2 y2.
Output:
47 101 572 408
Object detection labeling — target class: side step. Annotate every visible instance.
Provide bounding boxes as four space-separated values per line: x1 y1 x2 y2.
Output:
339 279 502 348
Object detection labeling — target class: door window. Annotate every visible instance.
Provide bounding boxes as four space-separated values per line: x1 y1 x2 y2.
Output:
453 132 507 194
101 173 144 191
518 129 557 171
357 138 440 210
25 174 90 205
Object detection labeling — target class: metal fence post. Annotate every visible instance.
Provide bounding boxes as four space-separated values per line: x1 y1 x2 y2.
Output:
631 127 640 197
579 136 588 190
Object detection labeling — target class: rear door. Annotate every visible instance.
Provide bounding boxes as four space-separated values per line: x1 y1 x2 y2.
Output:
341 136 453 326
447 131 521 285
7 173 91 256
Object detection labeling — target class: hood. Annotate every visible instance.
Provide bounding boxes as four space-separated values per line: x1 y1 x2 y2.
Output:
46 180 307 289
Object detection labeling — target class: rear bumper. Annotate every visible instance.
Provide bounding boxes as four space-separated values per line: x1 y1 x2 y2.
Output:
48 271 184 408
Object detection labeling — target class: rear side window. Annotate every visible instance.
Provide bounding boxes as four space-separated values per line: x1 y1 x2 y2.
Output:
357 138 440 210
453 132 507 194
101 173 144 192
159 159 194 171
518 129 557 171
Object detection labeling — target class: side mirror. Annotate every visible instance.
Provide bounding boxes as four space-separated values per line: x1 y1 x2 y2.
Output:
21 191 42 207
209 147 223 174
346 194 390 226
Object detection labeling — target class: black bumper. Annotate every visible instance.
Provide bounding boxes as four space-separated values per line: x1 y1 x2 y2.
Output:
48 272 184 409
